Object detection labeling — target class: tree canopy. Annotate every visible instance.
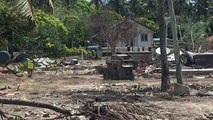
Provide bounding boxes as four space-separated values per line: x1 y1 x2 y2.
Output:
0 0 212 55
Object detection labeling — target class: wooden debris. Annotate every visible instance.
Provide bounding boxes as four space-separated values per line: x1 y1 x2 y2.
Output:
0 97 71 115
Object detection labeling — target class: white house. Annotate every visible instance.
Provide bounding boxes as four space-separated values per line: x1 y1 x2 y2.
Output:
103 20 156 53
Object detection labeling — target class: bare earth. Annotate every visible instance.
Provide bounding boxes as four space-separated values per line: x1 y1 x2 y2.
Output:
0 68 213 120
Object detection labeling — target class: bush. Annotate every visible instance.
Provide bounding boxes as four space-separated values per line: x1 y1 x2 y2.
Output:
62 45 92 57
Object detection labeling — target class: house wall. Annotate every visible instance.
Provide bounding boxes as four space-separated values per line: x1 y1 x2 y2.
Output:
134 23 154 51
116 21 154 52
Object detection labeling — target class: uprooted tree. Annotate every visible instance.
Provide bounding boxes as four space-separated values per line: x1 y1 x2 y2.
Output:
87 9 137 55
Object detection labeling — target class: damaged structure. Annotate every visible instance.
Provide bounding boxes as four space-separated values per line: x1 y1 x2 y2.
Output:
181 51 213 68
103 54 138 80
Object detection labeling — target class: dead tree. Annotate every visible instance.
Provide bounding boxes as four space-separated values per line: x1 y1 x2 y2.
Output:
87 10 137 55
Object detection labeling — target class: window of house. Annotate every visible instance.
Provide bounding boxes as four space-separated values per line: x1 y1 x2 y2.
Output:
141 34 148 42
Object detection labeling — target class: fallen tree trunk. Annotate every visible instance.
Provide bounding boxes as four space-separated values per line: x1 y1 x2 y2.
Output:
0 97 71 115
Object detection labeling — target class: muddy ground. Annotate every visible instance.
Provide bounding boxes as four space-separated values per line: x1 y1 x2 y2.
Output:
0 64 213 120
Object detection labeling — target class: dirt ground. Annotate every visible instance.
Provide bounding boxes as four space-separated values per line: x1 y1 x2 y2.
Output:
0 64 213 120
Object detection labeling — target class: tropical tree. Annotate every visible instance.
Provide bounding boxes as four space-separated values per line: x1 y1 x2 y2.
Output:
14 0 54 20
173 0 193 18
107 0 129 16
206 17 213 36
158 0 171 91
0 0 54 57
63 15 89 47
128 0 158 21
177 18 210 51
18 11 68 55
0 1 36 57
90 0 107 9
54 0 96 47
168 0 182 84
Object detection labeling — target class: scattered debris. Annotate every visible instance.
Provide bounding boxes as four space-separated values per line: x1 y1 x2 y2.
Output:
0 86 20 96
0 97 72 115
204 113 213 119
82 102 167 120
0 67 8 74
145 65 156 74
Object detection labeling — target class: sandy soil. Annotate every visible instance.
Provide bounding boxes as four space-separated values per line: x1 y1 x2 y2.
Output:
0 68 213 120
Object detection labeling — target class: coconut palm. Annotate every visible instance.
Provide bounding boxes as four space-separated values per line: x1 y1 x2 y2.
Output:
2 0 54 57
158 0 171 91
14 0 54 20
168 0 182 84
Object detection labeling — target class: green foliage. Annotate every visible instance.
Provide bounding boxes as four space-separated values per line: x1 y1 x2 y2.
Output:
33 11 68 53
54 0 96 19
0 1 35 47
73 0 96 14
107 0 129 16
135 17 158 31
62 45 92 56
63 15 89 47
128 0 157 21
35 11 68 40
54 0 96 46
177 19 210 50
206 17 213 36
1 0 213 56
0 2 8 43
0 2 9 27
90 9 122 24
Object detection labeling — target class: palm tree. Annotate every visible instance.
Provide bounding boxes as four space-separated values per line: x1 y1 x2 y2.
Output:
168 0 183 84
3 0 54 57
14 0 54 20
158 0 171 91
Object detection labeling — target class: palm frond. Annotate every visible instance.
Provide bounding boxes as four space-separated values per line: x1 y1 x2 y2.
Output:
14 0 33 20
48 0 54 11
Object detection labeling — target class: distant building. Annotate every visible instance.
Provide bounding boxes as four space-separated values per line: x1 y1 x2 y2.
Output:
117 20 155 52
102 19 156 53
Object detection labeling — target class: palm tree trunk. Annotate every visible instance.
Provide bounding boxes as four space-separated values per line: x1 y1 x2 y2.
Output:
158 0 171 91
168 0 183 84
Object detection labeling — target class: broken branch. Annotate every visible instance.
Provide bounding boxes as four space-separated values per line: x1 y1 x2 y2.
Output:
0 97 71 115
